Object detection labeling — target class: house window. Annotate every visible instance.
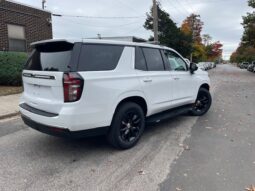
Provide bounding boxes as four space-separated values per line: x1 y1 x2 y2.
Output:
7 24 26 52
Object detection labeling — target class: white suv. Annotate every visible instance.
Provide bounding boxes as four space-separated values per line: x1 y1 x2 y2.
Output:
20 39 211 149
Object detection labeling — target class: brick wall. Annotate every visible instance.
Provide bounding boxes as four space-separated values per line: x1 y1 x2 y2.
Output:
0 0 52 51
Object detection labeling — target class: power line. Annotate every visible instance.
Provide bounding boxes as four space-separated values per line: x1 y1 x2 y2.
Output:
52 13 145 19
115 0 142 15
60 17 141 29
160 0 180 23
173 0 190 15
185 0 195 13
165 0 188 18
181 0 241 6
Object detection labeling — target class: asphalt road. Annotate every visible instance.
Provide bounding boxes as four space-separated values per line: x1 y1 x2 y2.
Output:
0 64 254 191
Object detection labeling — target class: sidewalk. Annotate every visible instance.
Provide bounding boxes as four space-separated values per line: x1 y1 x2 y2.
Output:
0 94 21 120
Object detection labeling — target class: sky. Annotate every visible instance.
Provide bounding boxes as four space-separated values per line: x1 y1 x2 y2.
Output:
14 0 253 59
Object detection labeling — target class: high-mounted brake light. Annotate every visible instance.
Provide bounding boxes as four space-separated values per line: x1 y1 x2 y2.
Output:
63 72 84 102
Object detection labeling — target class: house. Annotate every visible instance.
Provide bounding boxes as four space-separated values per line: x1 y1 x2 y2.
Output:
0 0 52 52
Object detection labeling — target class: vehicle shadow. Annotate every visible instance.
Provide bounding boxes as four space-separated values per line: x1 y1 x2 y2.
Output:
24 114 191 162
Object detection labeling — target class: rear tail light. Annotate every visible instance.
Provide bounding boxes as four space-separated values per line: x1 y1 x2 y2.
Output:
63 72 84 102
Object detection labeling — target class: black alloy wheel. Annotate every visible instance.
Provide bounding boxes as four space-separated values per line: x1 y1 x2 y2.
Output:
119 110 142 143
190 88 212 116
107 102 145 149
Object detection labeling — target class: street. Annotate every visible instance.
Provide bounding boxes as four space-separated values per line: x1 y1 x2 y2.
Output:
0 64 255 191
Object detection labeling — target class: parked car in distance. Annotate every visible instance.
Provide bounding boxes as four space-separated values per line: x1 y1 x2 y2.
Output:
197 62 215 71
247 63 255 72
197 62 206 71
239 62 249 69
251 61 255 73
20 39 212 149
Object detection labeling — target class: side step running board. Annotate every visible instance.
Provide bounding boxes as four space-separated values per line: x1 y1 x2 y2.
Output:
146 104 192 125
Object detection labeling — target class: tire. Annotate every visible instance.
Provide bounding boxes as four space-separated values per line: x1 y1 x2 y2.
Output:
107 102 145 149
190 88 212 116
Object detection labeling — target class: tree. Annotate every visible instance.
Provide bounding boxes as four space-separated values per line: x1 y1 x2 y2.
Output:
144 3 192 57
231 0 255 63
192 42 206 62
180 14 223 62
205 41 223 61
202 34 212 46
181 14 204 43
248 0 255 8
231 46 255 63
241 13 255 47
181 14 205 62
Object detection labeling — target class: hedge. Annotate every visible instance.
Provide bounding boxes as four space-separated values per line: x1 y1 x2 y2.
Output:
0 51 28 86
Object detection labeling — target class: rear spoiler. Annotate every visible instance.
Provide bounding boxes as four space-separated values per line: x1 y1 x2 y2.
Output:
30 39 78 48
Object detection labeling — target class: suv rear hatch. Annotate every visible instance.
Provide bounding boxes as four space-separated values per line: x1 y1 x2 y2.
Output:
22 41 81 114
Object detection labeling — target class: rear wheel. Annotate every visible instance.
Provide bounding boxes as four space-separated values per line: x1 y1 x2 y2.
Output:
107 102 145 149
190 88 212 116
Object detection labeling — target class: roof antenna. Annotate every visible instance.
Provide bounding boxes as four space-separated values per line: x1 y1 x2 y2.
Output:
42 0 46 9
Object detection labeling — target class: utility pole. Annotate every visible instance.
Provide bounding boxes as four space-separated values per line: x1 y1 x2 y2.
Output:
153 0 159 43
42 0 46 9
190 15 195 62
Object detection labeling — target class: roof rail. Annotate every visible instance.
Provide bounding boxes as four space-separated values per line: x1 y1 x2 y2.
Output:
141 41 160 45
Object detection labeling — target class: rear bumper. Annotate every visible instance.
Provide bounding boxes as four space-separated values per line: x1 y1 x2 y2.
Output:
21 114 108 138
19 100 112 131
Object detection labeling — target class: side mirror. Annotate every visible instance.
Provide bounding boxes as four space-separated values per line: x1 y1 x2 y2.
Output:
190 62 198 74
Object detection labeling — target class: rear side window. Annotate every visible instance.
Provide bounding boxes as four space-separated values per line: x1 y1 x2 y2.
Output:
78 44 124 71
142 48 165 71
25 42 73 72
135 47 147 71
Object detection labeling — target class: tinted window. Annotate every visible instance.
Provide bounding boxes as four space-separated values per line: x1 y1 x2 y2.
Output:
25 42 73 71
135 47 147 71
142 48 165 71
78 44 124 71
163 50 188 71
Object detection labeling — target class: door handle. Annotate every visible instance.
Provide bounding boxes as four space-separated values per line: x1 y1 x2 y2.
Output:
143 79 152 83
173 77 180 80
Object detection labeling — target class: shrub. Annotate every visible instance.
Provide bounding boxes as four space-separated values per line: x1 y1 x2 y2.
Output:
0 51 28 86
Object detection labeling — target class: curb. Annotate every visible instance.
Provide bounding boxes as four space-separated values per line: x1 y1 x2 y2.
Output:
0 112 20 120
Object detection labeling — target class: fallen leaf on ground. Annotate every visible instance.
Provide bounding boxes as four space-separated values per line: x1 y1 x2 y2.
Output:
245 185 255 191
183 145 190 150
179 144 190 150
138 170 146 175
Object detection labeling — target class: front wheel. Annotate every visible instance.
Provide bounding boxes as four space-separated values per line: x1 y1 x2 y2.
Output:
107 102 145 149
190 88 212 116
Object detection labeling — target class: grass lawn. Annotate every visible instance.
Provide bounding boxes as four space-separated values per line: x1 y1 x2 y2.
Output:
0 86 23 96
